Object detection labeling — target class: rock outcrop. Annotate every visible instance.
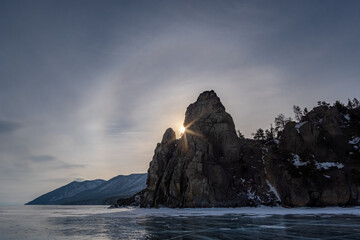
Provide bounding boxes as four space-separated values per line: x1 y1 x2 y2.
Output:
265 105 360 206
141 90 279 207
138 90 360 207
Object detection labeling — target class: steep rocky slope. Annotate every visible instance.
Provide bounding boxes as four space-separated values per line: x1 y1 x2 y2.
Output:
139 90 360 207
265 105 360 206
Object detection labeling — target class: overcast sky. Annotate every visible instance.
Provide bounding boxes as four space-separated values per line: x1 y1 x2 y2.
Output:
1 0 359 205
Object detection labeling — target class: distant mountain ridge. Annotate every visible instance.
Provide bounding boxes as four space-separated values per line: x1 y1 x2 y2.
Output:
26 173 147 205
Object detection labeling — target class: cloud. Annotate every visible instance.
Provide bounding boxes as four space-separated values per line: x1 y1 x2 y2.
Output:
59 162 86 169
29 155 85 169
29 155 56 162
73 178 85 182
0 120 20 134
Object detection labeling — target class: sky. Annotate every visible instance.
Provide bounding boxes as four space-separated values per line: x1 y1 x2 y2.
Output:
0 0 359 205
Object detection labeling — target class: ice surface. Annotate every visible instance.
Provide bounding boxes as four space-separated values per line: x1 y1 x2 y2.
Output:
2 206 360 240
102 206 360 218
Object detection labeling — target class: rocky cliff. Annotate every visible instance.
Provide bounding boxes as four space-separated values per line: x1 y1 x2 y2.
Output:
265 104 360 206
139 90 360 207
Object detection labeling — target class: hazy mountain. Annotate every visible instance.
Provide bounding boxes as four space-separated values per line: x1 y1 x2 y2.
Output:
26 173 147 205
26 179 105 205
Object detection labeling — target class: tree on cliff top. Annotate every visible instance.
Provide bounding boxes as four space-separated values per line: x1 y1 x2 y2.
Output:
252 128 265 141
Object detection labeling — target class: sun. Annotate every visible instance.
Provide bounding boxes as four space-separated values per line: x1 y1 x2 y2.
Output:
180 126 186 134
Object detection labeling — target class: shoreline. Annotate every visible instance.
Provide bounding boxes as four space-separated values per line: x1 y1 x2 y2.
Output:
100 206 360 218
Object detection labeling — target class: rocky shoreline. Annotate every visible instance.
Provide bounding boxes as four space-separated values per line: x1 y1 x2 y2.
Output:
118 90 360 208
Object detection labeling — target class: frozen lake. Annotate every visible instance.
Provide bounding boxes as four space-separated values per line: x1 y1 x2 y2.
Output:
1 205 360 239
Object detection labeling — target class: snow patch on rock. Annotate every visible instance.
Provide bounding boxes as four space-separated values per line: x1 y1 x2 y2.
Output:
247 189 261 202
349 137 360 145
344 114 351 121
266 179 280 201
289 154 309 168
295 121 307 134
315 162 344 170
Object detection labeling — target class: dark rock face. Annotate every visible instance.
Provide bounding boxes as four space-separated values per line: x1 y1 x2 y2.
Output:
265 105 360 207
141 90 360 208
141 90 279 207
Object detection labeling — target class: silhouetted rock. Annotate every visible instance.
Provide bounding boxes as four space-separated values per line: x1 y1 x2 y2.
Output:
140 90 360 208
116 189 145 207
141 90 279 207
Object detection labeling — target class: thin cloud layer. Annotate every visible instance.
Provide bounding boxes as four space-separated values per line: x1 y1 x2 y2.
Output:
29 155 56 162
0 0 359 204
0 120 21 134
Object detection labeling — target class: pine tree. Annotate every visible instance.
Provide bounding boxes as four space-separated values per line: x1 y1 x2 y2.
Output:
303 107 308 116
334 101 346 113
265 129 273 140
353 98 359 108
274 114 287 132
237 130 245 139
270 123 274 138
322 101 330 107
252 128 265 141
293 105 303 122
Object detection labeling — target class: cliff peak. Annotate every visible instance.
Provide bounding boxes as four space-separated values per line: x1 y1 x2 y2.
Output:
138 91 360 208
161 128 176 145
